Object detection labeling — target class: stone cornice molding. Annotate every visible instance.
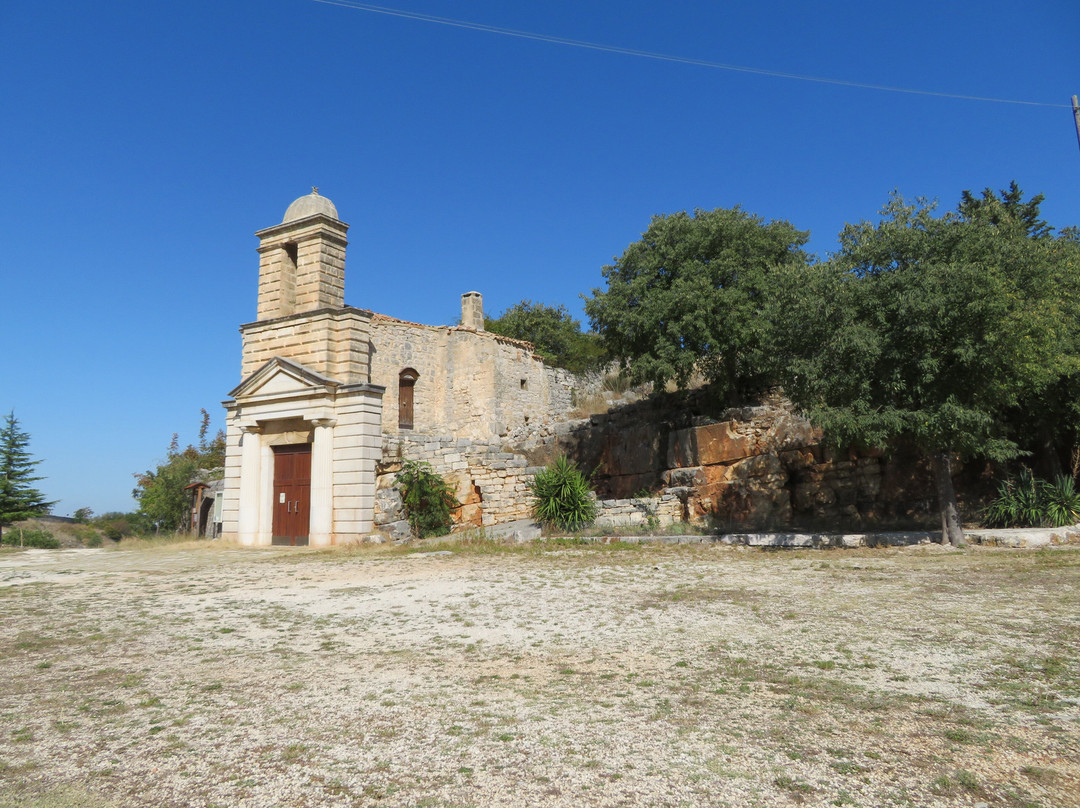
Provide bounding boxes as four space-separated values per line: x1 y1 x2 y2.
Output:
255 214 349 243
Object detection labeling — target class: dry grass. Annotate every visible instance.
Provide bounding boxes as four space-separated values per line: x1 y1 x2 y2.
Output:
0 541 1078 807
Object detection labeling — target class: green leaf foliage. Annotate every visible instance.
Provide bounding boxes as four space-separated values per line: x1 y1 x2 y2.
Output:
0 527 59 549
773 188 1080 462
132 409 225 532
530 456 598 532
585 207 810 403
485 300 608 373
395 460 459 539
0 411 54 539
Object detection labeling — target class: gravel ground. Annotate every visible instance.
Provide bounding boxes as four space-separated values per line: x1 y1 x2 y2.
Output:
0 540 1077 808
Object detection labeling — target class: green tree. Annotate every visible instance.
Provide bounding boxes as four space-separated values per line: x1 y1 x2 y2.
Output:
773 188 1080 545
0 411 54 540
585 207 810 404
958 186 1080 476
485 300 607 373
133 410 226 532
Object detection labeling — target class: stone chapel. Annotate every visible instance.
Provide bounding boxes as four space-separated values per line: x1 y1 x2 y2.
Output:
218 191 937 546
219 190 579 546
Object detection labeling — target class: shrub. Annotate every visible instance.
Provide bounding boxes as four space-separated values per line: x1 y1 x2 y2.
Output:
983 469 1080 528
69 524 102 547
601 372 631 394
1 528 60 549
395 460 459 539
530 456 598 532
97 517 131 541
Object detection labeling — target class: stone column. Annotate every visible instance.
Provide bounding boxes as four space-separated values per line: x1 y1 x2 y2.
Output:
237 424 262 546
309 418 337 547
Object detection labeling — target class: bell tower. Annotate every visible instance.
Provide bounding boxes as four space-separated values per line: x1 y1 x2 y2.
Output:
222 190 385 548
254 188 348 321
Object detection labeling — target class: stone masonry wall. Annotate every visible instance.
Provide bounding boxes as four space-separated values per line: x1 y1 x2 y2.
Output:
372 387 967 538
375 433 546 537
551 392 957 531
369 316 584 442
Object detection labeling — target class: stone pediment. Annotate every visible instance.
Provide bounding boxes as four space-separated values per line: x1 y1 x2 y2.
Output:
228 357 340 401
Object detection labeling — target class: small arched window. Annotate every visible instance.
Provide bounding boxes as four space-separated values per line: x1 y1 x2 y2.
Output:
398 368 418 429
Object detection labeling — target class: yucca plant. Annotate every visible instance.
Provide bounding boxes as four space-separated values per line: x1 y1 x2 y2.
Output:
983 468 1080 528
984 468 1044 528
530 455 598 532
1041 474 1080 527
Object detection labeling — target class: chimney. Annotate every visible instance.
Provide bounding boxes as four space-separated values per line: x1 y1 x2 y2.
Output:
461 291 484 331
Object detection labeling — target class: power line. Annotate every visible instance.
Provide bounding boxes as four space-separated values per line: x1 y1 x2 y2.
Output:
311 0 1069 109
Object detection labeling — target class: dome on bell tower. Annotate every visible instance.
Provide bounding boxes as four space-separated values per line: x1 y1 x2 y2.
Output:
282 188 339 223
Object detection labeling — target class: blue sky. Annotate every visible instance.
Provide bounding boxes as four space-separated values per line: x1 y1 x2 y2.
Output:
2 0 1077 516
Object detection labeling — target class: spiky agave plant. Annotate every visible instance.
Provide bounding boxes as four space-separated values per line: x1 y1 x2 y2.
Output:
530 456 598 532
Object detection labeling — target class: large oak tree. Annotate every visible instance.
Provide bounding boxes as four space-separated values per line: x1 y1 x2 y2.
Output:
585 207 810 405
772 188 1080 544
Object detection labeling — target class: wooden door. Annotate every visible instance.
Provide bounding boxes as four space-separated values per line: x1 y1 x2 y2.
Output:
399 369 417 429
272 444 311 546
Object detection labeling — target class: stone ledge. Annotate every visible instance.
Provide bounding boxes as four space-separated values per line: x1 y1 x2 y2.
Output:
727 531 936 548
965 525 1080 548
537 531 938 547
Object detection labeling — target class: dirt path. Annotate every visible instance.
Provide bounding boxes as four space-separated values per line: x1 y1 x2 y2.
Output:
1 542 1077 807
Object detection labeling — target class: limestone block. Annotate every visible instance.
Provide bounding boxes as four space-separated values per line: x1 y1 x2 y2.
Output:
794 482 836 511
385 520 412 540
779 449 815 472
763 411 821 451
597 424 664 479
334 483 367 498
457 503 484 527
662 466 707 487
667 421 754 468
661 486 690 500
695 422 756 466
333 458 368 475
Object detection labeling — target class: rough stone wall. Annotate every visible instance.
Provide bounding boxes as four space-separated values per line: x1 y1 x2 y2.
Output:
369 316 581 442
551 392 961 531
594 495 684 529
370 384 972 537
375 433 545 536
